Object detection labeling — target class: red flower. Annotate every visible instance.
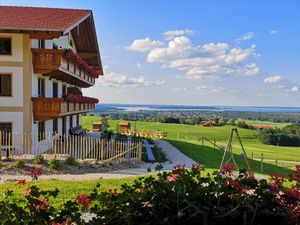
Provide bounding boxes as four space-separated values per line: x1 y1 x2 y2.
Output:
220 163 235 174
24 186 31 196
168 173 180 182
173 164 186 170
76 194 92 208
192 164 204 171
16 179 26 185
246 169 255 180
35 199 50 211
29 167 43 180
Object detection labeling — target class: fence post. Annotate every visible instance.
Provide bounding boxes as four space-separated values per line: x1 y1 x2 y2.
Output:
260 153 264 172
202 137 204 146
275 159 278 166
251 152 254 159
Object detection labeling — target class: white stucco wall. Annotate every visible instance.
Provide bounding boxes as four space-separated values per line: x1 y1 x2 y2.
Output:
0 67 23 106
0 33 23 62
0 112 23 133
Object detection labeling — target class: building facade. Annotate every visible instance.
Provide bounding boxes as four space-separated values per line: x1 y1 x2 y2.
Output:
0 6 103 139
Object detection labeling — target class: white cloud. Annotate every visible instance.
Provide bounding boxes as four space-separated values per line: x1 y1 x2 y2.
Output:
163 29 194 40
264 75 283 83
146 36 259 80
172 87 187 92
235 32 254 42
136 62 142 68
195 85 223 93
270 30 278 35
96 72 165 87
291 86 299 92
126 38 163 52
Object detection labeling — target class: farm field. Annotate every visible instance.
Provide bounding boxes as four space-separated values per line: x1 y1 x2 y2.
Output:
82 116 300 170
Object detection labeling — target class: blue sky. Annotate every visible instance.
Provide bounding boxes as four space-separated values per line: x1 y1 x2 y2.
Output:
1 0 300 106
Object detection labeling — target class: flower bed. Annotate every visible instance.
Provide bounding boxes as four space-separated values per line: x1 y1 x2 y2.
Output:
1 164 299 225
64 49 99 78
65 93 99 104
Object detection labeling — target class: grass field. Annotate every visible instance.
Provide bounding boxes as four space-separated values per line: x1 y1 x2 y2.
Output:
83 116 300 173
0 178 136 209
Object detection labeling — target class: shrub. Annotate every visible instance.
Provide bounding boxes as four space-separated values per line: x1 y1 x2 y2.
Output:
64 156 77 166
15 160 25 168
48 158 59 170
236 120 249 129
1 165 300 224
33 155 44 164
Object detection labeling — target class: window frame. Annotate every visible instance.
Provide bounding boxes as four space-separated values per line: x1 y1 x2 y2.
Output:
38 77 45 97
0 37 12 56
0 74 12 97
52 119 58 134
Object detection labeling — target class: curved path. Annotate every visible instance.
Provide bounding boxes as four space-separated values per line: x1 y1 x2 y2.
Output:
0 140 196 183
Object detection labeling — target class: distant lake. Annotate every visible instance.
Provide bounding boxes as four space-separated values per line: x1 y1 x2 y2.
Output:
94 104 300 113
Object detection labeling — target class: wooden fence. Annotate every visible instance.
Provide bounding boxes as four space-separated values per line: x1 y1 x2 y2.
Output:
0 131 142 162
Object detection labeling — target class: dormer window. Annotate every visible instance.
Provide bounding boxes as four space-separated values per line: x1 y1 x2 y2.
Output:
0 38 11 55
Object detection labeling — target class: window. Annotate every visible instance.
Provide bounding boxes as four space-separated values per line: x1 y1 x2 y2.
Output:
38 121 45 141
76 114 80 126
0 123 12 145
0 38 11 55
53 119 58 134
38 78 45 97
69 116 73 129
53 82 58 98
62 84 67 97
38 40 45 49
0 74 12 96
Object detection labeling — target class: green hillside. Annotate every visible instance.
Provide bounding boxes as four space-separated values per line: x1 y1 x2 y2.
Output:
82 116 299 173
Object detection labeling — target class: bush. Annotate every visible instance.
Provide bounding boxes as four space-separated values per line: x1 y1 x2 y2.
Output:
33 155 44 164
259 125 300 146
15 160 25 168
48 158 59 170
1 165 300 224
64 156 77 166
236 120 249 129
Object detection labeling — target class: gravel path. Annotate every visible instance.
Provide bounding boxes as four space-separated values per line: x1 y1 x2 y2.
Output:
0 140 196 183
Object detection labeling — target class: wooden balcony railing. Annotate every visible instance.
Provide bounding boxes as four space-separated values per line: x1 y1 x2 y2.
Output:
32 49 96 88
32 98 95 121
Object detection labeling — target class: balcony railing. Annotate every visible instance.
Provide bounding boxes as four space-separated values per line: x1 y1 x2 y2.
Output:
32 49 96 88
32 98 95 121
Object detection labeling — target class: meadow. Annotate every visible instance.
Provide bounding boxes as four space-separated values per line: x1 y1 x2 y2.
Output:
83 116 300 172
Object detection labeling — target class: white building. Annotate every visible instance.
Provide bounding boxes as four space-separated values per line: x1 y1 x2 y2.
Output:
0 6 103 139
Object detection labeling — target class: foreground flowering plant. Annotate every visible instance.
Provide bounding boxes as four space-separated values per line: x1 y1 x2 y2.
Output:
65 93 99 104
0 164 299 225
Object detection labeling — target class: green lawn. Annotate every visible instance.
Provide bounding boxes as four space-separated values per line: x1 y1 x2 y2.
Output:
82 116 300 163
0 178 136 209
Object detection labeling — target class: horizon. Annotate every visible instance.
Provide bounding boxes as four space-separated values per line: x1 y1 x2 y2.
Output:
2 0 299 106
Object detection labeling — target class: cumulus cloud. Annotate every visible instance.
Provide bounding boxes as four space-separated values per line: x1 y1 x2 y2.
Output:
172 87 187 92
291 85 299 92
264 75 283 83
163 29 194 40
270 30 278 35
235 32 254 42
96 72 165 87
146 37 259 80
126 38 163 52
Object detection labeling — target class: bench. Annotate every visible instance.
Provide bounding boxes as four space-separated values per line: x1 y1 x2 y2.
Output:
69 126 86 136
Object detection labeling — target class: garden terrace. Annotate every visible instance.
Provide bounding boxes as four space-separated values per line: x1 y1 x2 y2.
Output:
32 97 95 122
32 48 98 88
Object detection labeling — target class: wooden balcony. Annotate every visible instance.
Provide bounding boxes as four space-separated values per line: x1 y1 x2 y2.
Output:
32 49 96 88
32 98 95 122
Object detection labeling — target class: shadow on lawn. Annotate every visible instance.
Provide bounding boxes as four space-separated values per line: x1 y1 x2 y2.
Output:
166 139 293 176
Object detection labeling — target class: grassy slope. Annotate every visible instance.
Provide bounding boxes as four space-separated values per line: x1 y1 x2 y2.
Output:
0 178 136 209
83 116 300 162
82 116 299 174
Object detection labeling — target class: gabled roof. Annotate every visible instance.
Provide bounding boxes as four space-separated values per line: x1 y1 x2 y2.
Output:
0 6 103 75
0 6 91 33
